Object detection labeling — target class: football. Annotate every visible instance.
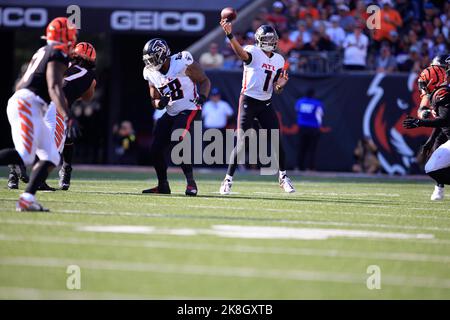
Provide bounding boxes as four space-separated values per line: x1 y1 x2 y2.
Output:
221 7 237 22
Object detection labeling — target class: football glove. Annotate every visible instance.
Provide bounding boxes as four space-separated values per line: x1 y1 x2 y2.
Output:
403 116 421 129
156 95 170 110
66 116 82 140
190 94 207 107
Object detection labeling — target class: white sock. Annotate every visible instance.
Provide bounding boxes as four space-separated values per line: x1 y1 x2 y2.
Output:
279 171 286 179
21 192 35 202
225 174 233 182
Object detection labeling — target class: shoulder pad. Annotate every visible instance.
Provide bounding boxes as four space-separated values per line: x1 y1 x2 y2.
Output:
174 51 194 65
432 86 450 108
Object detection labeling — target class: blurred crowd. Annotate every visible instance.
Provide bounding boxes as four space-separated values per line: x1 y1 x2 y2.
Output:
200 0 450 73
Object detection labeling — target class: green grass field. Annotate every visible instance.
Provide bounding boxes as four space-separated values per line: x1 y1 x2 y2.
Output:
0 168 450 299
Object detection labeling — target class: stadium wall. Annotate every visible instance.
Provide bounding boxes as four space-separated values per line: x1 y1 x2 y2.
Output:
205 70 429 174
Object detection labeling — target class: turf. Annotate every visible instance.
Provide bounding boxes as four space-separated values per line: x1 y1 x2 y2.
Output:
0 168 449 299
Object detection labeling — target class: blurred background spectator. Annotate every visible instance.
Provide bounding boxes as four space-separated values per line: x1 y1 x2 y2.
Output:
112 121 137 165
352 137 381 174
202 88 234 166
375 44 397 73
343 23 368 70
199 42 224 69
295 88 324 171
202 88 234 131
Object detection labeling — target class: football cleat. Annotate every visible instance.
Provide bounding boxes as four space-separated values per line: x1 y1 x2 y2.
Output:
38 182 56 192
7 170 19 190
59 166 72 190
219 179 233 195
142 181 171 194
185 181 198 196
279 175 295 193
16 197 49 212
431 185 444 201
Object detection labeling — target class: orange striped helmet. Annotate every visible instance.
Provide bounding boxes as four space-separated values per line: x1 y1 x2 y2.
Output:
418 65 447 95
73 42 96 64
44 17 77 53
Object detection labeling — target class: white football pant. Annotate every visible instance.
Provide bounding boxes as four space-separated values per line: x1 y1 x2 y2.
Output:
6 88 60 166
425 140 450 173
44 102 67 153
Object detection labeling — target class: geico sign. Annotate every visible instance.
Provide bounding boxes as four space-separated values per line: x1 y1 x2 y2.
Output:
111 11 205 32
0 7 47 27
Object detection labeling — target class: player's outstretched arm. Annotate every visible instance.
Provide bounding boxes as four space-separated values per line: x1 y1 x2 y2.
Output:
220 19 250 63
186 61 211 105
46 61 69 118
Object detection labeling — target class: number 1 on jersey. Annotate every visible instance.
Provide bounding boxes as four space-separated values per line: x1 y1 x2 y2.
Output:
263 69 273 92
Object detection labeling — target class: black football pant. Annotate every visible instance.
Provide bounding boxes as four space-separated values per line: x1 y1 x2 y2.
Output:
297 126 320 170
226 94 286 176
150 109 200 184
429 167 450 185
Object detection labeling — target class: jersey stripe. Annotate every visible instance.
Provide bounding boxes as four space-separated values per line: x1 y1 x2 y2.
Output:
180 108 199 139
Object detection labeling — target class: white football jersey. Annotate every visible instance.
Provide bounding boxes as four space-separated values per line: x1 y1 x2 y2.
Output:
143 51 198 116
241 45 285 101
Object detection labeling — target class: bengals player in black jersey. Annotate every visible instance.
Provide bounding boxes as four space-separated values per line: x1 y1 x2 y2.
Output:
45 42 97 191
412 55 450 200
404 57 450 198
8 42 97 192
0 17 78 211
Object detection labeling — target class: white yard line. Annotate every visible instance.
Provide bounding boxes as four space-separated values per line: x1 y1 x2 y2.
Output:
0 286 219 300
253 191 401 197
1 256 450 289
53 209 450 233
2 206 450 233
1 234 450 263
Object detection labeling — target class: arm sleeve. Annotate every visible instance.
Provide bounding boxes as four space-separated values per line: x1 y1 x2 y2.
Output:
243 45 254 65
143 68 154 85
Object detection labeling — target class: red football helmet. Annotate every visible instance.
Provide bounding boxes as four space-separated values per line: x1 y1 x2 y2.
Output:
73 42 96 64
44 17 77 54
418 65 447 95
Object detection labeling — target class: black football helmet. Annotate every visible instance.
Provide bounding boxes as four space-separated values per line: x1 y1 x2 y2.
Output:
143 38 171 71
255 25 279 52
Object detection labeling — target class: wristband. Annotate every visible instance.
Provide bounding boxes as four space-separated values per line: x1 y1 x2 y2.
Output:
226 33 234 40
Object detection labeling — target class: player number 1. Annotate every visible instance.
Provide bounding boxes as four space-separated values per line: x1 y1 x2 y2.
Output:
263 69 272 92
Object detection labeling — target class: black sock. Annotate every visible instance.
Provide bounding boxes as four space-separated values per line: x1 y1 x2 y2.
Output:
8 164 16 174
181 164 195 184
25 160 55 195
0 149 24 166
62 141 74 167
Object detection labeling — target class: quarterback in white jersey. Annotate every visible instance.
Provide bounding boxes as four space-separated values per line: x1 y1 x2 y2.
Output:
218 22 295 195
241 44 286 101
142 38 210 196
